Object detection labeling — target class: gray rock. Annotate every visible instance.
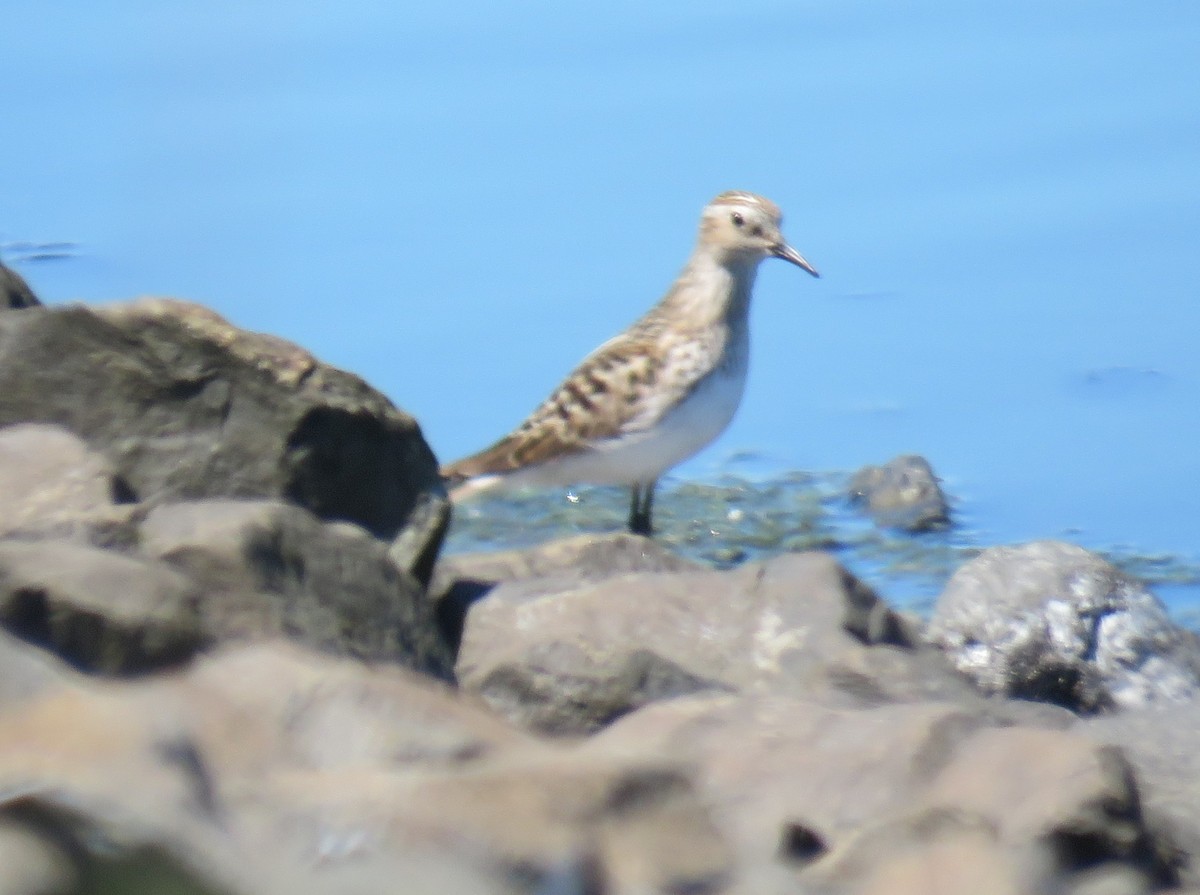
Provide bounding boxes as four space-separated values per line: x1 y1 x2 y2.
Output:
0 641 728 895
0 298 446 583
457 547 979 735
0 540 202 674
0 628 81 711
590 693 1173 892
139 499 453 677
432 532 702 655
810 809 1038 895
1080 700 1200 887
928 541 1200 712
0 261 40 309
848 453 950 531
0 423 138 547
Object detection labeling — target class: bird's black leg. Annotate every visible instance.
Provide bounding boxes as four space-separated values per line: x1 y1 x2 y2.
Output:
628 481 655 536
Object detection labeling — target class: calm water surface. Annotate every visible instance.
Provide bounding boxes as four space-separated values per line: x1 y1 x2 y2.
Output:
5 1 1199 614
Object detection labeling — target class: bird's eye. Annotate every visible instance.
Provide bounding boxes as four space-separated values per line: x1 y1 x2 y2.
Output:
731 212 744 227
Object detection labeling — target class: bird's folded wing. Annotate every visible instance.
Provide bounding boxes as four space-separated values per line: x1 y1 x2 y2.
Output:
441 333 668 479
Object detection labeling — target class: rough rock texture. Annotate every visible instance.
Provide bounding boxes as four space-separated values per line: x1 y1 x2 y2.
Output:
928 541 1200 712
1082 701 1200 887
848 453 949 531
0 641 729 895
0 298 447 582
2 292 1198 893
0 540 202 674
140 499 452 673
589 693 1172 894
433 532 702 654
0 423 136 544
0 261 40 309
457 550 977 735
2 522 1198 893
0 424 453 679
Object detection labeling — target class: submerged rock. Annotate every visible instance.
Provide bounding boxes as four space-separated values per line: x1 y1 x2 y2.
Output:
848 453 950 532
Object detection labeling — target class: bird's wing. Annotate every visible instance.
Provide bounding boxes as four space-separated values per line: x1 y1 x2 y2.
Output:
441 330 671 479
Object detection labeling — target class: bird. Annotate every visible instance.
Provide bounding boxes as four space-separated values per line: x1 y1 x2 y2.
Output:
441 190 819 536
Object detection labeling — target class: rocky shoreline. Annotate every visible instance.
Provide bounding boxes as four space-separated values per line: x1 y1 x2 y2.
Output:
2 279 1200 894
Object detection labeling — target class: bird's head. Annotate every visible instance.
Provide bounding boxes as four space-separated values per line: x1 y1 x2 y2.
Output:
699 191 819 277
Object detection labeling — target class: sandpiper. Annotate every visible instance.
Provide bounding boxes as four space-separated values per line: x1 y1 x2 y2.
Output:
442 190 819 535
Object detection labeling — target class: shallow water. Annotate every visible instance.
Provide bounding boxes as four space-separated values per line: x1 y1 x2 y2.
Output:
445 472 1200 629
5 1 1199 617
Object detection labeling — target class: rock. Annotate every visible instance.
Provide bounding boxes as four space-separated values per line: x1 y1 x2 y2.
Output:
0 298 447 582
848 453 950 531
0 425 451 676
0 811 79 895
457 546 978 735
139 499 454 677
1081 700 1200 887
591 696 1036 864
432 532 702 655
0 423 138 546
0 261 40 309
0 641 729 895
928 541 1200 712
918 727 1154 870
0 540 203 674
590 693 1172 892
0 628 80 711
815 810 1036 895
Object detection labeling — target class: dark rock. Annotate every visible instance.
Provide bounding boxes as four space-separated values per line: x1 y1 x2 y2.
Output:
457 547 979 735
0 540 203 674
139 499 453 677
0 298 446 582
928 541 1200 712
0 261 40 309
848 453 950 531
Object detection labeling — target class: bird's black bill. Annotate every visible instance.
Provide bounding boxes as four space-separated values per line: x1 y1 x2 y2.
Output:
773 242 820 278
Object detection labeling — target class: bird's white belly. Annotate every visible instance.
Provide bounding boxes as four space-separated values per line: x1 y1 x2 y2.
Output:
505 361 748 489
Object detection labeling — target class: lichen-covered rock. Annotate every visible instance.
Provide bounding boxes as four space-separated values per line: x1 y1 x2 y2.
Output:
928 541 1200 711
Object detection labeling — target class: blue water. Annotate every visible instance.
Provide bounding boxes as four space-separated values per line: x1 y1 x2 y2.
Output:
5 1 1200 612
